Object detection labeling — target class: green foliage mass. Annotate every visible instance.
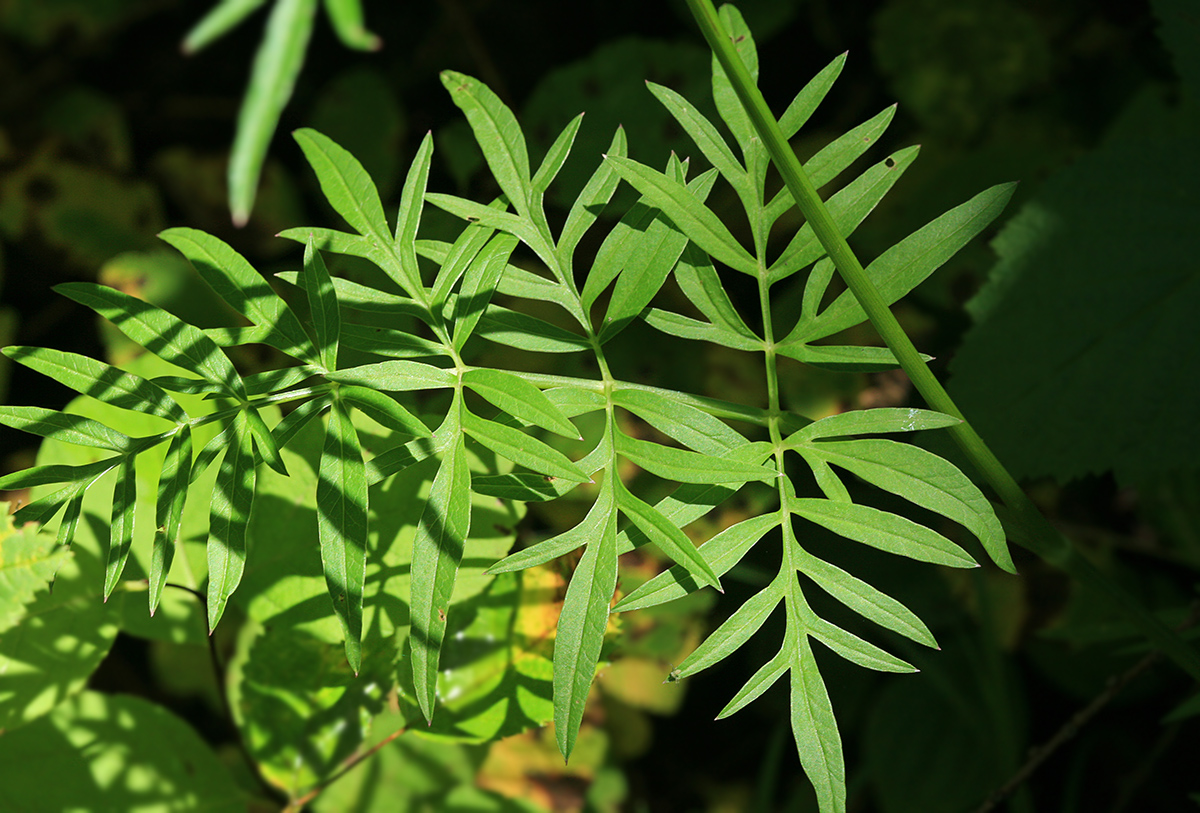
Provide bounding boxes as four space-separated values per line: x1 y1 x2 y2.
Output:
1 1 1198 812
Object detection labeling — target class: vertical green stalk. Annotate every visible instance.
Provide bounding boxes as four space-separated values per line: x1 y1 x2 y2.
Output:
684 0 1200 682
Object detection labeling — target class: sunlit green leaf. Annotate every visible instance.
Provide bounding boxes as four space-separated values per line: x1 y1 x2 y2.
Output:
318 399 369 672
327 360 456 391
294 126 390 241
532 112 583 194
462 368 579 438
55 283 245 399
616 479 721 591
615 429 772 485
337 385 429 438
0 407 131 453
671 578 782 680
323 0 380 51
207 412 256 630
410 427 472 721
149 427 192 616
553 480 618 761
462 410 591 483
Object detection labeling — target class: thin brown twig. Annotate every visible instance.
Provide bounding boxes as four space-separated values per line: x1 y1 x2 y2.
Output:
287 726 408 811
974 600 1200 813
163 582 288 808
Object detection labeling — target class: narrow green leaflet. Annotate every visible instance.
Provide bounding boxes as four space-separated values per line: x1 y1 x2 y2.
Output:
672 579 783 680
614 429 773 485
454 234 520 351
611 388 746 454
673 244 759 343
777 52 848 142
158 227 315 362
304 236 340 372
327 360 456 391
271 396 330 452
0 407 131 453
803 438 1009 570
790 635 846 813
365 433 441 485
615 479 722 591
294 127 391 242
553 480 618 761
318 399 370 673
441 70 533 220
461 410 591 483
392 131 434 295
322 0 380 51
613 513 780 612
103 457 137 599
462 368 579 438
228 0 316 226
641 308 762 351
709 3 758 151
600 170 719 342
792 408 961 441
337 386 429 437
532 112 583 194
54 492 85 556
339 324 445 359
409 427 472 722
559 126 626 267
716 644 788 720
181 0 267 54
207 411 256 630
427 219 496 311
800 183 1018 343
55 283 245 400
778 344 924 373
488 481 614 574
244 406 288 476
476 306 590 354
605 155 757 276
792 498 977 568
794 545 937 648
769 146 919 283
647 80 747 197
2 347 187 423
0 460 117 493
804 611 916 674
149 427 192 616
763 105 898 227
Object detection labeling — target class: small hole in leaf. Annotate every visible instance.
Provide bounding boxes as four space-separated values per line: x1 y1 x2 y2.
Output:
885 157 896 168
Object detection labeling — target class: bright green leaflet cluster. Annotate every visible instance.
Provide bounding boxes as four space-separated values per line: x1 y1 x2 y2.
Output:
0 7 1017 810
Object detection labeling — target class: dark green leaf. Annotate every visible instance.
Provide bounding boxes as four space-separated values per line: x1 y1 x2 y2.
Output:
103 457 137 599
304 236 340 372
229 0 316 226
2 347 187 424
326 360 456 391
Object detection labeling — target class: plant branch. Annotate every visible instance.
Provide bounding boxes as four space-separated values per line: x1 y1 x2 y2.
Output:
164 582 288 808
684 0 1200 684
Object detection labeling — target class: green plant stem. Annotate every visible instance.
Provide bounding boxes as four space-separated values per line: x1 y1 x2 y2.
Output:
684 0 1200 683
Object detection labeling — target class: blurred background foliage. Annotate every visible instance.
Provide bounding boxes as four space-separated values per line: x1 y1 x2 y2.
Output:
1 0 1198 810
